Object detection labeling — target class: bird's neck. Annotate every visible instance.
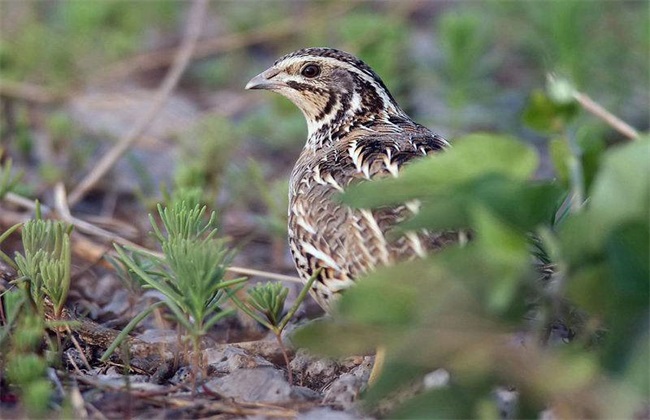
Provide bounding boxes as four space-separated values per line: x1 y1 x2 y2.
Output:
304 92 405 150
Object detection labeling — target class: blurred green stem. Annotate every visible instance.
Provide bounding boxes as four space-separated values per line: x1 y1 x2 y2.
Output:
565 130 585 212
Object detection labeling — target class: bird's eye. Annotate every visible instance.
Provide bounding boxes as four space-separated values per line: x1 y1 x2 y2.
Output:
301 64 321 78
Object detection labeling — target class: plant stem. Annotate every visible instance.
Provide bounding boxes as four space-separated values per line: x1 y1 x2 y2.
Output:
278 268 321 331
274 331 293 385
565 130 585 213
573 91 639 140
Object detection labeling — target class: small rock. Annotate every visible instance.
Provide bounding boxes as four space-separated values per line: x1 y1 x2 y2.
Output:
289 348 312 373
348 356 373 383
169 366 192 385
423 368 450 390
494 387 519 419
290 349 341 388
305 358 340 382
204 367 292 403
323 373 364 410
297 406 367 420
204 346 274 374
136 329 178 345
290 386 322 401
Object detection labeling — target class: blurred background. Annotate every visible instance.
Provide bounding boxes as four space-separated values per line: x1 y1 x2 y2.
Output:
1 0 648 285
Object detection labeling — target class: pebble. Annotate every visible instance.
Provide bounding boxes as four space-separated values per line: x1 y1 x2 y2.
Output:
204 367 293 403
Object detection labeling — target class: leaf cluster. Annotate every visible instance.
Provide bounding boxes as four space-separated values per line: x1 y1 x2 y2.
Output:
12 210 73 319
114 202 245 340
1 290 52 417
294 133 649 417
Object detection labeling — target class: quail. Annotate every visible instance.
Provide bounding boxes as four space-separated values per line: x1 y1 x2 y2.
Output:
246 47 457 312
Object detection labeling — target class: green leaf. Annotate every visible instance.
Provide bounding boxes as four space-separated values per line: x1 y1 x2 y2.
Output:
390 386 479 419
522 88 578 134
336 258 443 326
559 138 650 264
247 282 289 326
291 318 385 357
470 206 530 314
343 134 539 208
589 138 650 231
549 136 571 185
401 176 564 233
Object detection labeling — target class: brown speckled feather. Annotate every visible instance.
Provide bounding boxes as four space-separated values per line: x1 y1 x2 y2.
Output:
247 48 457 311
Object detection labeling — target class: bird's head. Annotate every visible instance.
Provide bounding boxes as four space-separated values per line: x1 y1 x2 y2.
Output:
246 48 406 140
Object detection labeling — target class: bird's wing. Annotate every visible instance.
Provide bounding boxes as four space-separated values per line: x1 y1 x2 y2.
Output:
289 127 455 307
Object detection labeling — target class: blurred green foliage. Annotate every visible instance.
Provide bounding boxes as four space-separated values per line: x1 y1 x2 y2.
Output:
2 290 52 418
0 1 179 87
172 115 240 207
295 130 649 417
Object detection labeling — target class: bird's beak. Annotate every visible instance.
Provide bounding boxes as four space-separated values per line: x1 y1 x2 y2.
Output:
245 67 282 90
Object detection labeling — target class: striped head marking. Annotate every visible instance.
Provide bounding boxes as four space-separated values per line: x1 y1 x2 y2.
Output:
246 48 406 142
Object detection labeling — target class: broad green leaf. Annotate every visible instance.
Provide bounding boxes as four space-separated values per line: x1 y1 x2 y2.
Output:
362 360 428 411
336 259 435 326
522 89 578 134
343 134 539 208
559 138 650 264
401 176 564 232
605 221 649 309
589 138 650 232
390 386 476 419
599 221 650 374
291 318 384 357
566 263 610 316
622 333 650 396
549 136 571 185
470 206 529 314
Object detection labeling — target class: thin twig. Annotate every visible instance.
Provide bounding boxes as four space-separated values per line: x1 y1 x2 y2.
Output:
68 0 208 206
573 91 639 140
66 325 93 371
93 20 297 83
0 80 68 104
5 192 51 214
91 2 358 83
226 266 302 283
8 185 303 284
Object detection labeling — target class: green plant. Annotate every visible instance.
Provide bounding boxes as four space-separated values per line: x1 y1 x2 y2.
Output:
1 207 74 417
294 130 648 417
0 150 23 200
1 289 52 418
0 1 179 88
172 116 240 207
227 159 289 239
437 8 494 121
13 206 73 320
112 202 246 373
230 273 319 384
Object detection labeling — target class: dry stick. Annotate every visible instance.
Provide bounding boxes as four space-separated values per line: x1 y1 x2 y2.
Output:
93 20 298 82
0 80 67 104
67 0 208 206
92 2 358 83
573 91 639 140
55 183 302 284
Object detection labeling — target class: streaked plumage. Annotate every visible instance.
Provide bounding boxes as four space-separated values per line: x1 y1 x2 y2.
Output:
247 48 456 311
